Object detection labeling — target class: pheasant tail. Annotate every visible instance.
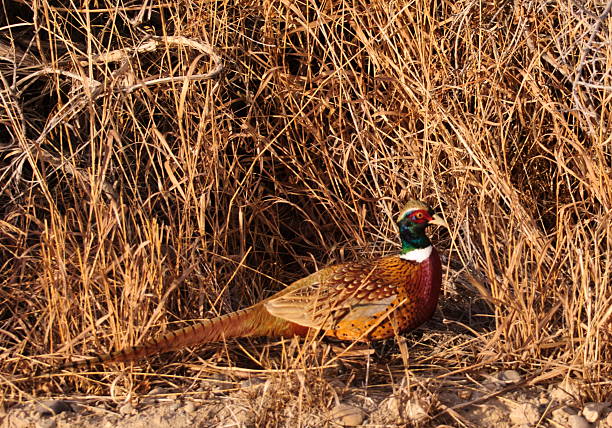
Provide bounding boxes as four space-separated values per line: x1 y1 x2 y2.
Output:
57 304 305 371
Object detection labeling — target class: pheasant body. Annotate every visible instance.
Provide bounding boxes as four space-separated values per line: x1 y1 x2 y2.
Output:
59 200 446 371
264 251 442 341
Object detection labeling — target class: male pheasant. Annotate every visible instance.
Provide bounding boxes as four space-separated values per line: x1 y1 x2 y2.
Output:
59 200 446 370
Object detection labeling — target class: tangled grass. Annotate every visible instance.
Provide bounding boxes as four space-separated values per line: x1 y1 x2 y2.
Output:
1 0 610 415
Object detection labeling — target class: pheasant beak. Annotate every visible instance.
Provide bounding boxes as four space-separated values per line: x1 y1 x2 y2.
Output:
429 213 448 228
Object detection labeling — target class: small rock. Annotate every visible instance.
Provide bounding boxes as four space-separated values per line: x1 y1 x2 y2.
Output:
330 403 365 426
36 420 56 428
568 414 590 428
119 402 135 416
551 381 579 402
385 396 401 421
183 401 197 413
552 406 576 423
385 396 427 422
582 402 610 423
500 370 522 384
166 402 180 412
509 403 540 426
36 400 73 417
405 399 428 422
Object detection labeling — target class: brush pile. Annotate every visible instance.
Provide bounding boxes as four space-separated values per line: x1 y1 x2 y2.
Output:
1 0 610 407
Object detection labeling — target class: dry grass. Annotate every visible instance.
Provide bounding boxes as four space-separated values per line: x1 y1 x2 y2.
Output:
1 0 610 420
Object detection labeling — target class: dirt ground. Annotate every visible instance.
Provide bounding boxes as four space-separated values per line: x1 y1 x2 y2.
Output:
2 369 610 428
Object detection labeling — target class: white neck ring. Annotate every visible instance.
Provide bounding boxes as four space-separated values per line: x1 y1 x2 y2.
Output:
399 245 432 263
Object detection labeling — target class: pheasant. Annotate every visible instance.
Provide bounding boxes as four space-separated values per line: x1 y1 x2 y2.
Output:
58 200 447 370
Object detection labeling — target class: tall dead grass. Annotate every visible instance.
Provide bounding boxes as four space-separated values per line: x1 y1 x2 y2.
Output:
1 0 610 405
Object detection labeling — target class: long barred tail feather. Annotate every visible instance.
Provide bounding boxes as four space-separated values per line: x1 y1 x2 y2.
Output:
56 305 293 372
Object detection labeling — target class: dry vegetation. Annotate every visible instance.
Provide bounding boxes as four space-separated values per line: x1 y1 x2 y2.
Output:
1 0 611 423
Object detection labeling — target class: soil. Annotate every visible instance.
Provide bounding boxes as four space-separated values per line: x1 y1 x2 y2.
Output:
2 370 610 427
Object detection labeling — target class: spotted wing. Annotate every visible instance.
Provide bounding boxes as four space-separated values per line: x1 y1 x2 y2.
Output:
264 258 416 331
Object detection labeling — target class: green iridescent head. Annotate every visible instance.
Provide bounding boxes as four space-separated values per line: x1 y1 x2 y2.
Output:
397 200 446 253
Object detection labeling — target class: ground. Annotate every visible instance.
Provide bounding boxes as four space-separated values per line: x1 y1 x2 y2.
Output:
3 363 610 427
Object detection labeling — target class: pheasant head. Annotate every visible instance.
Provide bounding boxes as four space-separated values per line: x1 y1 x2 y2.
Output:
397 200 447 262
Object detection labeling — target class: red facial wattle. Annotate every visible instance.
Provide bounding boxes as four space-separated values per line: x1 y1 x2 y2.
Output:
408 209 434 224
